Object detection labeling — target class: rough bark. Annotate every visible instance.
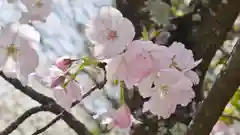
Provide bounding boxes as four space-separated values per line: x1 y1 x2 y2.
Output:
190 0 240 102
187 40 240 135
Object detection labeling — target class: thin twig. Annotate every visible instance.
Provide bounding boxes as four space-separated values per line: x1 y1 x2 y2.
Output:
0 105 48 135
32 114 62 135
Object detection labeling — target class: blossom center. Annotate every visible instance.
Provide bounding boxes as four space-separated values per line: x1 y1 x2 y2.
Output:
7 44 18 56
160 84 169 97
35 0 43 8
107 30 117 40
169 55 182 71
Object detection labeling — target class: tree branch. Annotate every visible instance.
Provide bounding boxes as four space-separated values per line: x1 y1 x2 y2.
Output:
32 113 61 135
0 71 92 135
0 106 47 135
191 0 240 101
187 40 240 135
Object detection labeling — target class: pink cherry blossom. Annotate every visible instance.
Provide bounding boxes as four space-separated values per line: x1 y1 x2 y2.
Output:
18 0 52 23
165 42 202 84
48 67 82 110
0 24 39 84
138 68 195 118
85 6 135 59
53 80 83 111
55 56 73 71
30 66 83 110
107 40 169 88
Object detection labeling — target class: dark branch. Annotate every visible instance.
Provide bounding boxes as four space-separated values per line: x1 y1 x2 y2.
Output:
187 40 240 135
0 106 47 135
0 71 92 135
191 0 240 101
32 113 62 135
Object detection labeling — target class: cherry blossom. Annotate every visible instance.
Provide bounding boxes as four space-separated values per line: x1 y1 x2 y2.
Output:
85 6 135 59
53 80 82 111
0 24 39 84
107 40 170 88
30 66 83 110
138 68 195 118
165 42 202 84
17 0 52 23
46 66 83 110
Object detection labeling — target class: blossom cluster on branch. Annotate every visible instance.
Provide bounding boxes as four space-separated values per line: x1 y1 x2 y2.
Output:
1 0 240 135
85 6 201 119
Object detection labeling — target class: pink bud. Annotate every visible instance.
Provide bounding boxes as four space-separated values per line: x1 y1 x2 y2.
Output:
56 56 72 71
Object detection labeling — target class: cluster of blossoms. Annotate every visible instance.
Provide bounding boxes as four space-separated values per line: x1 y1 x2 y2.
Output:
0 0 203 133
85 6 201 119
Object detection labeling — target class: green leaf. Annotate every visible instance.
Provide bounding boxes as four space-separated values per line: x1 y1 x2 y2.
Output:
141 26 149 40
82 56 97 66
233 25 240 32
231 89 240 110
149 30 160 39
90 128 101 135
113 79 119 85
63 56 97 87
220 116 233 125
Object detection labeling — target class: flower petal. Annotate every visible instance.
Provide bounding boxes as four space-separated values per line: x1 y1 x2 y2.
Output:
0 48 8 69
53 88 72 111
18 40 39 83
184 70 200 85
66 81 82 101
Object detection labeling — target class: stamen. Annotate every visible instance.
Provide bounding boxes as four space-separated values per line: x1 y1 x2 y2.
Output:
7 44 18 56
107 30 117 40
160 84 169 97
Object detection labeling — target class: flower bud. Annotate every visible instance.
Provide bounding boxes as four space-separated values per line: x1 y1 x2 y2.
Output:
56 56 72 71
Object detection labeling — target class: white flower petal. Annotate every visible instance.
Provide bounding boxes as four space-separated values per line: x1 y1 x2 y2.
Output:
184 70 200 85
0 48 8 69
18 40 39 83
66 81 82 101
54 88 72 111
